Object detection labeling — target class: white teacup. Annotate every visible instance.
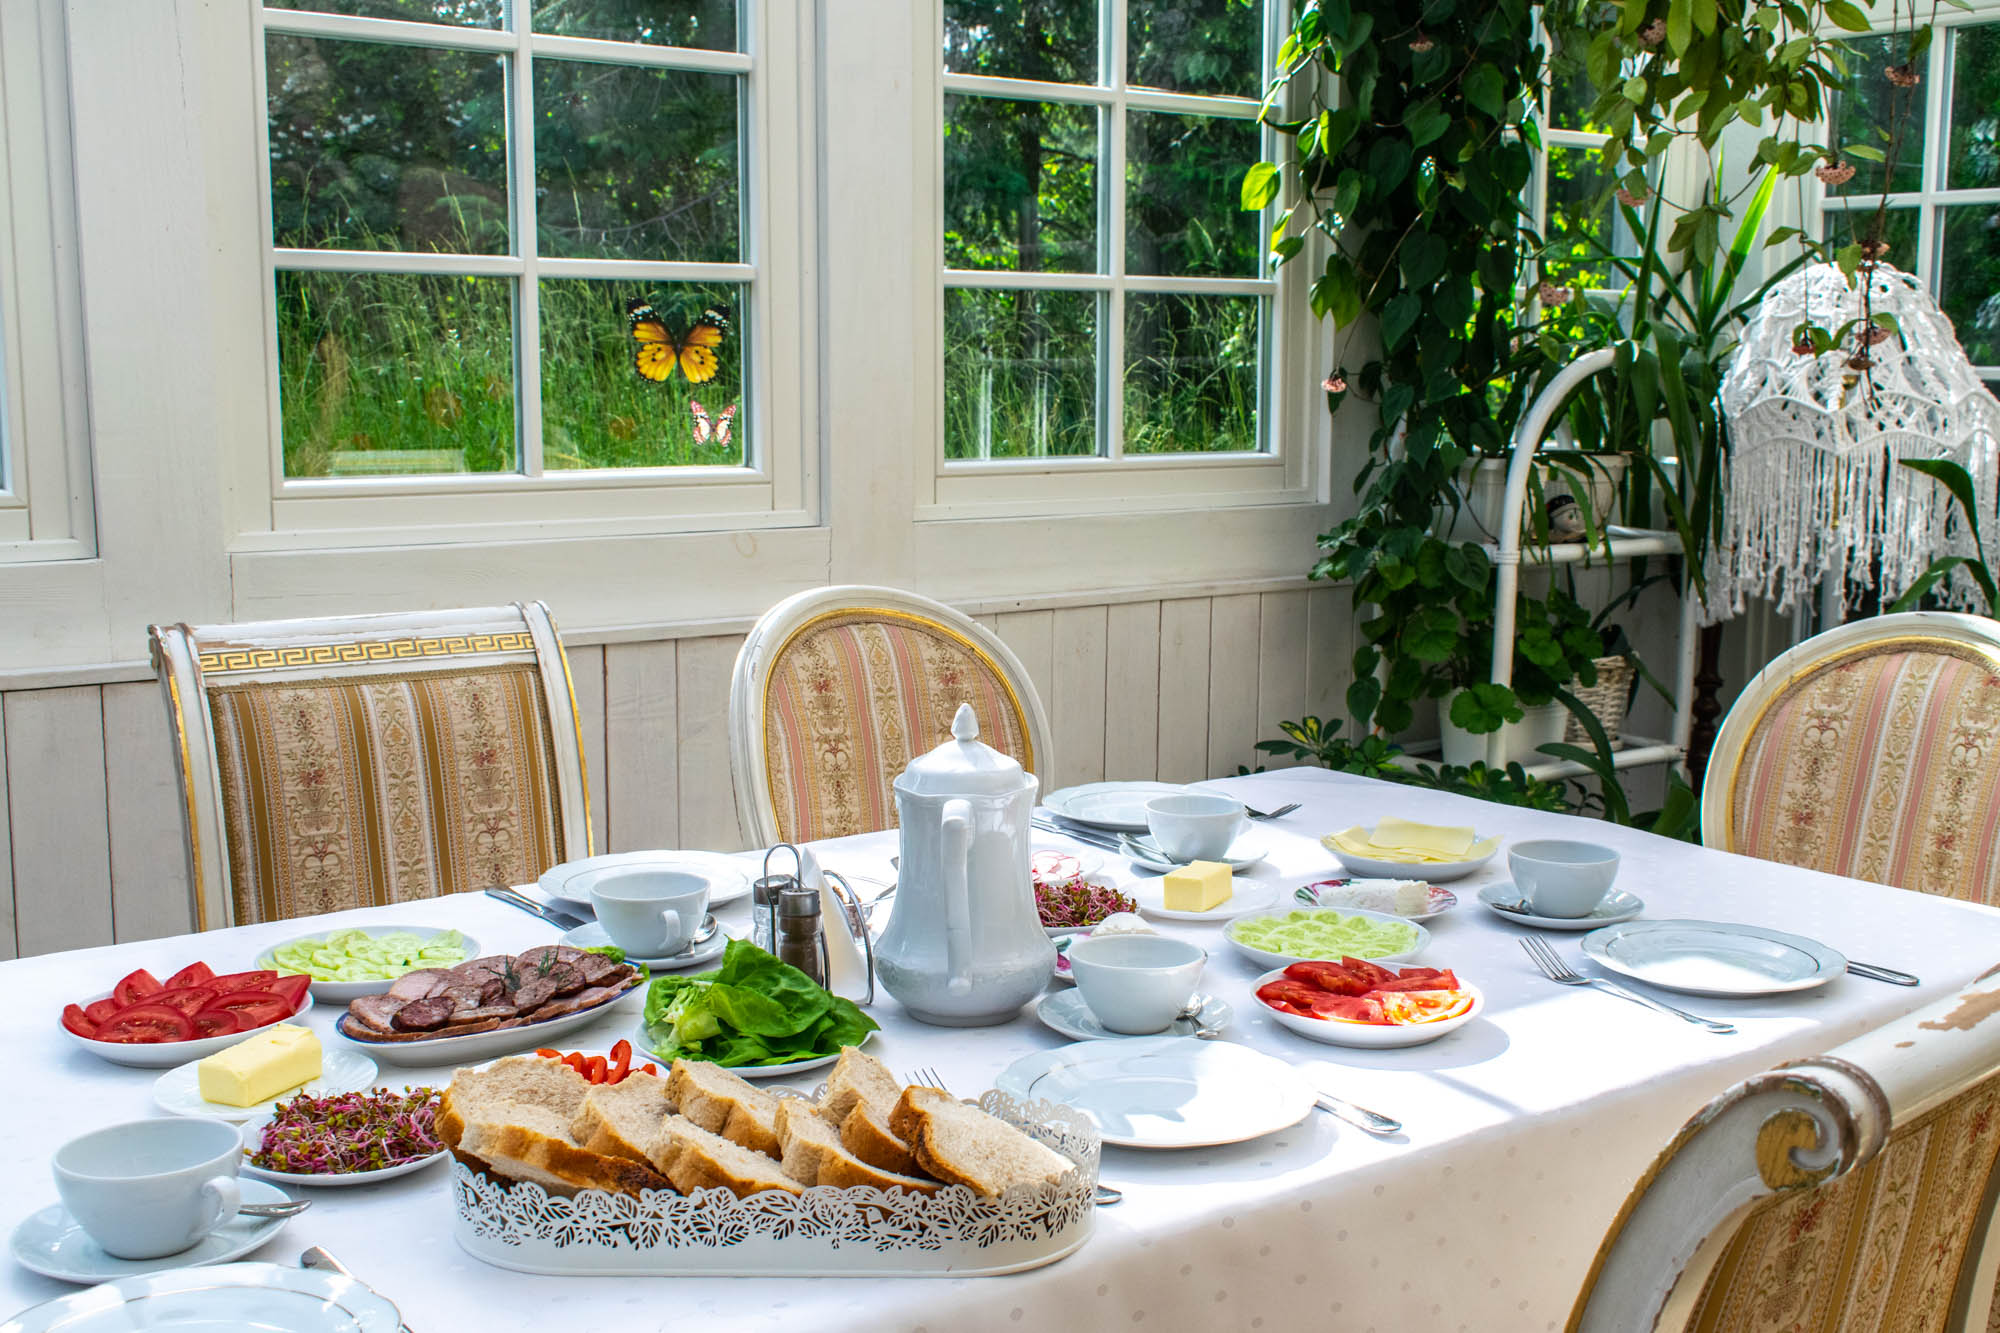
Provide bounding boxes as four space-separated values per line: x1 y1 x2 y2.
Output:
1510 839 1621 918
54 1117 243 1259
1145 793 1247 864
1067 934 1206 1035
588 868 710 957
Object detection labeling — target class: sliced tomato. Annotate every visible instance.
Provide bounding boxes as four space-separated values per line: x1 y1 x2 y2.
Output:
205 989 291 1029
163 961 216 991
83 997 123 1025
268 974 312 1013
1256 979 1324 1016
190 1009 243 1039
147 986 218 1018
1310 993 1390 1024
1372 973 1462 993
61 1004 98 1039
111 968 163 1007
1338 956 1396 987
95 1003 195 1043
1284 960 1370 995
208 969 278 994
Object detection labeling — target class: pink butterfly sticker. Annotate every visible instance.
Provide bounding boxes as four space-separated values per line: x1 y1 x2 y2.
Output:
690 400 738 447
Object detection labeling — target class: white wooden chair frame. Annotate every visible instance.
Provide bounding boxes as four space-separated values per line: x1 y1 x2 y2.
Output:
1569 969 2000 1331
149 602 593 931
729 585 1054 848
1700 609 2000 857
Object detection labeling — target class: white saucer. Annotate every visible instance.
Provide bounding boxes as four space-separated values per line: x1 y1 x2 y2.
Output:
238 1110 450 1187
153 1047 378 1121
1033 989 1232 1042
559 919 728 969
10 1179 296 1285
1118 827 1272 874
1124 874 1280 922
539 850 752 908
0 1262 404 1333
1478 882 1644 929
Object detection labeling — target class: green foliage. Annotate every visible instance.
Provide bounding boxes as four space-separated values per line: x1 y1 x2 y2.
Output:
1250 716 1574 812
1887 460 2000 615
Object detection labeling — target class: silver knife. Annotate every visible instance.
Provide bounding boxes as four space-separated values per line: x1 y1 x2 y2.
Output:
1846 961 1920 986
1031 817 1125 853
484 886 586 931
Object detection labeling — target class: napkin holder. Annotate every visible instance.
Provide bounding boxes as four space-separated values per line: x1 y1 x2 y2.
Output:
792 845 875 1006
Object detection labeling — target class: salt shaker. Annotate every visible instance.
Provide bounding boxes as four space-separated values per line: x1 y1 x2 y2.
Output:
753 844 804 955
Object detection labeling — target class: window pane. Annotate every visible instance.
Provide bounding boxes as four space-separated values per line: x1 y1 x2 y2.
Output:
1542 143 1629 288
944 0 1096 82
1828 34 1924 195
534 62 740 263
1940 205 2000 367
267 35 508 254
1819 205 1918 271
541 280 746 470
532 0 737 48
1129 0 1261 97
1124 294 1260 454
944 97 1099 273
1126 111 1260 277
944 288 1098 459
276 271 516 478
264 0 501 26
1950 25 2000 190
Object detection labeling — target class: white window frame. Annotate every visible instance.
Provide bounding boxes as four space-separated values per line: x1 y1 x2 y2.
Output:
0 0 93 562
1816 4 2000 385
918 0 1323 519
229 1 817 549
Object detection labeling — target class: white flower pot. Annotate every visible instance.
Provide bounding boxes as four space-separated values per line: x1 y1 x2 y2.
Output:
1438 695 1568 768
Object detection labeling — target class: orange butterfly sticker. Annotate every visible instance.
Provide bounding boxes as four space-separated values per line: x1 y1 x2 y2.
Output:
625 298 729 385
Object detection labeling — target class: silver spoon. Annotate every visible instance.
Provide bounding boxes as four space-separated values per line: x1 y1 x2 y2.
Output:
240 1199 312 1219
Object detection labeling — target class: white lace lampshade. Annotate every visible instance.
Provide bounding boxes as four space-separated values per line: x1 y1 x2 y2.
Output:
1709 262 2000 620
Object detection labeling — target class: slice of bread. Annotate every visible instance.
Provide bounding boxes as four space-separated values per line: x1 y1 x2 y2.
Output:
655 1115 806 1199
667 1059 781 1157
891 1086 1074 1196
570 1070 673 1166
773 1098 845 1185
841 1099 923 1178
445 1055 672 1198
815 1142 942 1196
821 1045 904 1124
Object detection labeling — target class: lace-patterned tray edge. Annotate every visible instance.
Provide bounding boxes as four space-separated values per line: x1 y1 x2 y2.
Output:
452 1088 1099 1277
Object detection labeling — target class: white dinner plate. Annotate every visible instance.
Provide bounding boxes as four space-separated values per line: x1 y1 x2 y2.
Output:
1250 967 1485 1049
539 850 753 908
1042 782 1187 832
559 920 729 970
634 1024 867 1080
1223 905 1430 970
1123 874 1280 922
1117 827 1272 874
1324 825 1501 881
0 1261 403 1332
59 998 307 1070
237 1109 449 1187
9 1182 297 1286
255 925 481 1005
331 982 643 1066
153 1047 378 1121
1032 990 1232 1043
995 1036 1317 1148
1582 919 1847 997
1478 882 1644 930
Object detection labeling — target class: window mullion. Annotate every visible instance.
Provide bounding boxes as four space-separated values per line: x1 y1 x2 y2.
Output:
1105 0 1127 462
512 2 543 480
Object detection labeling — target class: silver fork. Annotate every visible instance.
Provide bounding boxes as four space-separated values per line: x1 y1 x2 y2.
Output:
1519 937 1737 1035
1245 802 1302 820
907 1066 1122 1206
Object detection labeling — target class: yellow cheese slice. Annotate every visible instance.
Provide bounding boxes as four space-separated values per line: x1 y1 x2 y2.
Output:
1368 817 1477 857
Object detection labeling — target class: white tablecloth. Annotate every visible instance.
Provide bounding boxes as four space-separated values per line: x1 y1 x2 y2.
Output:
7 768 2000 1331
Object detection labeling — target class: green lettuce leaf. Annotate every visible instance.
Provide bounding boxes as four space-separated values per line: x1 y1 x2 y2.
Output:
639 940 878 1067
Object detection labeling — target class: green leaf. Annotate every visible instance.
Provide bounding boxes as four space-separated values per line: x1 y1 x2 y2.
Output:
1667 0 1692 52
1380 292 1421 350
1844 144 1885 163
1825 0 1871 31
1366 137 1412 191
1449 683 1523 734
1405 100 1451 149
1464 63 1505 117
1240 161 1282 211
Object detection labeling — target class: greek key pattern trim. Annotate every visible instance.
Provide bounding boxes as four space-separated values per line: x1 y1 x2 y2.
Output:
199 632 534 674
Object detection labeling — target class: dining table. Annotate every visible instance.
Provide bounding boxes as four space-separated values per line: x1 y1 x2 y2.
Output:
7 765 2000 1332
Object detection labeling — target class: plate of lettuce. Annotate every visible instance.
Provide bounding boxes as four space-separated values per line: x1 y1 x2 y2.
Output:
639 939 879 1077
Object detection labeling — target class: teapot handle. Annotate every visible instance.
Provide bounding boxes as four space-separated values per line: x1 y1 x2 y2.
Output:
942 798 974 995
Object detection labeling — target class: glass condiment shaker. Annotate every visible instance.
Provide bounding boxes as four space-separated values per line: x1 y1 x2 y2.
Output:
775 883 830 986
753 844 804 955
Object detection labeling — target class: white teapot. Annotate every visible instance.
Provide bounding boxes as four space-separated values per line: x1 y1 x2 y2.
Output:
875 703 1052 1025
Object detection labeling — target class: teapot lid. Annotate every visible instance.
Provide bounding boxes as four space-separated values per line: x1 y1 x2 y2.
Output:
895 703 1031 797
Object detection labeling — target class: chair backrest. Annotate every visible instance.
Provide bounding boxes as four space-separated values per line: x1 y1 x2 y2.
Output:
150 602 592 930
729 586 1054 846
1701 610 2000 906
1568 970 2000 1332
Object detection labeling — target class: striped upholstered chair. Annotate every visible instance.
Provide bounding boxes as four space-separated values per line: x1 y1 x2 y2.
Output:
150 604 592 930
1701 611 2000 906
1567 969 2000 1332
728 586 1053 846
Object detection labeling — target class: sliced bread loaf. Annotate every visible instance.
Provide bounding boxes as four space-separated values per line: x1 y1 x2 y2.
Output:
667 1059 782 1157
891 1086 1074 1196
821 1045 903 1124
446 1055 672 1198
655 1115 806 1199
570 1070 673 1165
815 1142 942 1196
773 1098 845 1184
841 1099 923 1178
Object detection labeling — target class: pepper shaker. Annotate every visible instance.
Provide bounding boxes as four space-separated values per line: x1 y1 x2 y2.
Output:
775 883 830 986
753 844 804 955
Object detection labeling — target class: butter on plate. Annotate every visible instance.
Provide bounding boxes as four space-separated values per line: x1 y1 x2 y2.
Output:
1163 860 1233 912
197 1024 322 1107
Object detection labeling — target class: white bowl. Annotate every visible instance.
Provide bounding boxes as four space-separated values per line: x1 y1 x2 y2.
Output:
255 925 481 1005
1144 792 1247 864
59 993 309 1069
1509 839 1621 918
1250 967 1484 1048
1223 905 1430 970
1066 934 1207 1035
1325 824 1500 881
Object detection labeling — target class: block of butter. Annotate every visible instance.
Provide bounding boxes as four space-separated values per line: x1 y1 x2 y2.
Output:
197 1024 322 1108
1162 860 1233 912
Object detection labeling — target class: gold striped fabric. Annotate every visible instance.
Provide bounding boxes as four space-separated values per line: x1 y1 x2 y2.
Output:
1683 1074 2000 1333
208 664 567 924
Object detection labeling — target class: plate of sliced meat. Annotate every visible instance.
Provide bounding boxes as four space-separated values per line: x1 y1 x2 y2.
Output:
333 945 647 1067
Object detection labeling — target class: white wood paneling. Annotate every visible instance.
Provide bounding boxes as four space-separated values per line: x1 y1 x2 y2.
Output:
0 701 12 959
993 610 1056 739
1304 584 1354 723
1156 598 1211 783
1103 600 1160 782
1257 589 1309 748
1206 593 1262 778
675 635 747 852
101 682 193 942
3 686 112 954
605 641 679 852
1048 605 1107 790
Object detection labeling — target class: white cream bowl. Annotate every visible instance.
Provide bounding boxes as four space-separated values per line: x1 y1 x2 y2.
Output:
1066 933 1206 1035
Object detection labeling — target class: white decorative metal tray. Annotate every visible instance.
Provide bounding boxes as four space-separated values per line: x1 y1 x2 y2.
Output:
451 1088 1098 1277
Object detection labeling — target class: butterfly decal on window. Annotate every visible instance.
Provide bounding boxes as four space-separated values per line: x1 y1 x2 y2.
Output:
690 400 737 447
625 298 730 384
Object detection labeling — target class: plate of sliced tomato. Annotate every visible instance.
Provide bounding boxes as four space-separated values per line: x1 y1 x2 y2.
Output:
59 962 314 1067
1251 959 1484 1049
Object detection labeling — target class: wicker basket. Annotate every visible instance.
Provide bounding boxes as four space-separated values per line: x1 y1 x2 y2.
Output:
1565 655 1636 746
